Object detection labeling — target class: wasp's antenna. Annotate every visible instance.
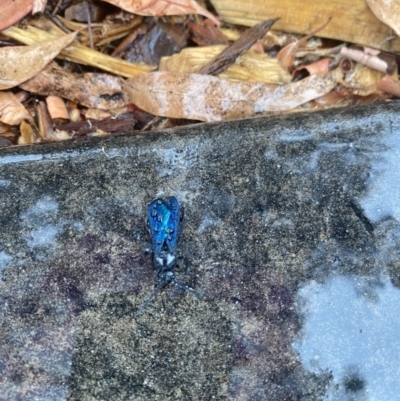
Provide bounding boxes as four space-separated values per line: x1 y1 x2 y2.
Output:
136 282 165 315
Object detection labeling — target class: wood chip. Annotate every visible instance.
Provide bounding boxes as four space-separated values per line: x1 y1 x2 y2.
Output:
197 18 279 75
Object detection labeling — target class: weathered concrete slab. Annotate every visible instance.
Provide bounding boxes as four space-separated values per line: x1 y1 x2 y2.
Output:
1 103 400 400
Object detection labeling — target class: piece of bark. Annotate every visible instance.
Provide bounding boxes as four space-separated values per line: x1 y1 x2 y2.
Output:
64 1 106 22
188 20 229 46
20 62 128 110
37 101 54 140
56 113 136 135
0 136 13 147
0 92 33 125
210 0 400 52
124 20 189 66
126 104 155 126
197 18 279 75
112 22 148 57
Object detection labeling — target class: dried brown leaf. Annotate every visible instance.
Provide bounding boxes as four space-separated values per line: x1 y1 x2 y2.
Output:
0 31 77 90
19 120 38 145
46 96 69 120
366 0 400 37
102 0 220 26
124 70 342 122
377 74 400 96
0 0 32 31
0 92 33 125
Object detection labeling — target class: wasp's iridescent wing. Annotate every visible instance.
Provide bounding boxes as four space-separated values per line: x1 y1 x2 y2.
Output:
165 196 181 251
147 197 181 255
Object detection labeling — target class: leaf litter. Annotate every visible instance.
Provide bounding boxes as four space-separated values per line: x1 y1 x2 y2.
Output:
0 0 399 145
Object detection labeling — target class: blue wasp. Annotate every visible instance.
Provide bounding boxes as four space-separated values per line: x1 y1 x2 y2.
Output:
137 197 202 314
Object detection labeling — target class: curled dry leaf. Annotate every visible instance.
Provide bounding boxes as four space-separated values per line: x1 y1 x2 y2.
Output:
366 0 400 37
20 62 128 110
293 58 331 77
340 46 397 75
102 0 220 26
377 74 400 96
277 18 331 71
124 70 342 122
0 31 77 90
0 92 33 125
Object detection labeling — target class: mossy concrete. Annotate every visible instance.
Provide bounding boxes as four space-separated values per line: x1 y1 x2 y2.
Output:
1 103 399 400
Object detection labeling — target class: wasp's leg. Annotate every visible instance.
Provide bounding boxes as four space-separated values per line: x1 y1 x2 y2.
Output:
174 280 204 300
136 281 164 315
